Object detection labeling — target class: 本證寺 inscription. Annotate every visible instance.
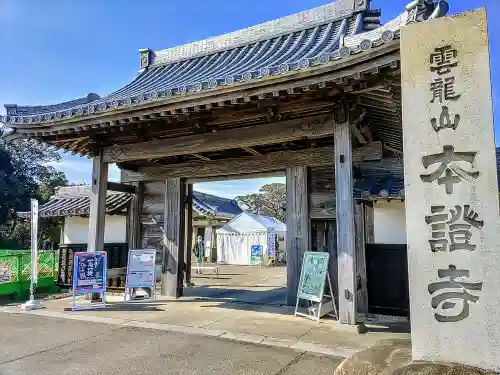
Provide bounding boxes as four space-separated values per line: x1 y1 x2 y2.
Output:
425 204 483 253
402 9 500 371
428 265 483 323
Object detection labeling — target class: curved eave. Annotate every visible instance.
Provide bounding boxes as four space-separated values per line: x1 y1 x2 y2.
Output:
2 14 390 129
1 1 449 132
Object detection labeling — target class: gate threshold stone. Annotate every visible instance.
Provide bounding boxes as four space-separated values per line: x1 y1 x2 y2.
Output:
334 339 498 375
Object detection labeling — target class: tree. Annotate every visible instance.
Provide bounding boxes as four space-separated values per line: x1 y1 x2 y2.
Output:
0 131 68 249
236 183 286 222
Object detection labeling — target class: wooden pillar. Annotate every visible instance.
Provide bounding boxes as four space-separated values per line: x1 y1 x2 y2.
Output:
286 166 309 306
162 178 186 297
355 202 368 314
88 150 108 252
334 104 357 324
127 182 143 249
184 184 193 286
327 220 338 307
364 202 375 244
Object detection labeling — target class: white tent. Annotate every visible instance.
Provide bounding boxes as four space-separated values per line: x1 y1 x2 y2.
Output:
216 212 286 265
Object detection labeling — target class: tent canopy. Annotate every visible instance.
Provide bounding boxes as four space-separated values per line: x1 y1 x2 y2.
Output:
217 212 286 235
216 212 286 265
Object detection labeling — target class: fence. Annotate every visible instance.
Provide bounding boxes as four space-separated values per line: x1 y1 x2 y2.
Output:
0 250 58 299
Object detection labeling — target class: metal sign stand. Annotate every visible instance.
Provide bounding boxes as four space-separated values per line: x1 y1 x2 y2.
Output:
294 273 338 323
21 199 43 311
124 249 157 303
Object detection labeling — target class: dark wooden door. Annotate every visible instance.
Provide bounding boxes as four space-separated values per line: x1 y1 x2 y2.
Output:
365 244 409 317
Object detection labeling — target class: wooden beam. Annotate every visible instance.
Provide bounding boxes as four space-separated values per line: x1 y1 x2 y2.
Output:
162 178 186 297
119 142 382 181
242 146 260 156
192 153 211 161
102 114 333 163
350 112 366 144
107 181 137 194
334 108 358 325
88 150 108 252
355 202 368 314
286 166 309 306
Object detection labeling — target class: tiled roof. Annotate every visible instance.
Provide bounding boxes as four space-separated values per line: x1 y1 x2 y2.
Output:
193 191 242 218
4 94 100 117
18 193 132 218
1 0 449 127
355 175 405 200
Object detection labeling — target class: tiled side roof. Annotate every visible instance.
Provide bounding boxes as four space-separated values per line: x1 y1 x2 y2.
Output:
4 93 100 116
18 193 131 218
193 191 242 218
355 176 405 200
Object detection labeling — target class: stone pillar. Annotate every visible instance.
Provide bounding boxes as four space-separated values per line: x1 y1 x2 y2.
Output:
334 103 357 324
286 166 309 306
88 150 108 252
162 178 186 297
401 9 500 371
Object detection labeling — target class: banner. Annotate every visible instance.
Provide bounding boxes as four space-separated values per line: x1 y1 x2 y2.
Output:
250 245 263 266
72 252 107 311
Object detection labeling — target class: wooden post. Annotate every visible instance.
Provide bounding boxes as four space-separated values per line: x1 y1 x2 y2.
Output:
184 184 193 286
286 166 309 306
355 202 368 314
334 104 358 324
327 220 338 307
364 202 375 244
162 178 186 297
127 182 143 249
88 150 108 252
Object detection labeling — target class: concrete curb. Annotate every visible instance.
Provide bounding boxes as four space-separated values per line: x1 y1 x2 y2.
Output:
0 306 353 358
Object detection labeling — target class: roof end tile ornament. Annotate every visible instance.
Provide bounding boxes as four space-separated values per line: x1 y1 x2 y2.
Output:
406 0 449 24
139 48 153 73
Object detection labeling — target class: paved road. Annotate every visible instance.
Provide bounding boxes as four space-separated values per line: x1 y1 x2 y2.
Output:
0 313 343 375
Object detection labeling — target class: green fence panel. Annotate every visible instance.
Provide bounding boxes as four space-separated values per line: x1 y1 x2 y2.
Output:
0 250 58 296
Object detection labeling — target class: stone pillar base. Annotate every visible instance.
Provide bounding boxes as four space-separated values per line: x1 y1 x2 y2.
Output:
334 339 498 375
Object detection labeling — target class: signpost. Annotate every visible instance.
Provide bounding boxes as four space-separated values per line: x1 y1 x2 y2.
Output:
72 252 107 311
294 252 337 323
250 245 263 267
21 199 42 311
124 249 156 303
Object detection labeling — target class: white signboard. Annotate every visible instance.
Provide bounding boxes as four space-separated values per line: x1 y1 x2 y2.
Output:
124 249 156 303
401 9 500 371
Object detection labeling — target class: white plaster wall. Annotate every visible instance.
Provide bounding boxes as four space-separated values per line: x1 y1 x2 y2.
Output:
62 215 127 244
373 201 407 244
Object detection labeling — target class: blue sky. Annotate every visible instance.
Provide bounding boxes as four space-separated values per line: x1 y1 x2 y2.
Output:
1 0 498 198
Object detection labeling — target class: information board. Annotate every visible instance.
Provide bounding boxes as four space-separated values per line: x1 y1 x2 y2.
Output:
72 252 107 311
126 249 156 287
0 263 11 284
297 252 329 303
250 245 263 266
